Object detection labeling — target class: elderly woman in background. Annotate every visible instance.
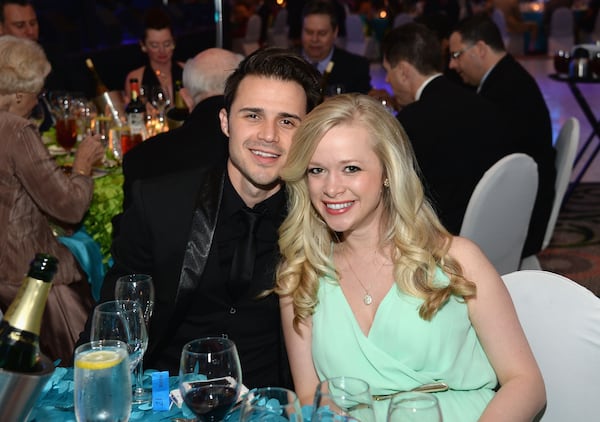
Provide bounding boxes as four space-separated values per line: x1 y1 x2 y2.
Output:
0 35 104 366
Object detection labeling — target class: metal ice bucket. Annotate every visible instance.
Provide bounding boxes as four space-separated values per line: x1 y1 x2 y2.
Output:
92 91 126 123
0 354 54 421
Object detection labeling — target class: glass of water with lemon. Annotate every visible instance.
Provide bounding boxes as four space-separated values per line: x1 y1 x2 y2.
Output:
74 340 132 422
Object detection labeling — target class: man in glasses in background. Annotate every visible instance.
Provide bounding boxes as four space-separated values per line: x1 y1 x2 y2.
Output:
449 14 556 259
381 22 511 234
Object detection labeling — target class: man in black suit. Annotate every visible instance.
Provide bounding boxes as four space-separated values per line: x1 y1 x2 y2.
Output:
301 0 371 95
381 23 512 234
120 47 243 211
86 48 322 389
449 14 556 257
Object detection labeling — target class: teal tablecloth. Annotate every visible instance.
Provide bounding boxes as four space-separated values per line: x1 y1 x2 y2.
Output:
29 368 194 421
29 368 314 421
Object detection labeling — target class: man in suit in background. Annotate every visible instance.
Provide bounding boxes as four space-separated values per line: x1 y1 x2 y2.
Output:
449 14 556 257
381 23 512 234
121 48 244 211
0 0 65 126
0 0 37 40
301 0 371 95
84 48 322 389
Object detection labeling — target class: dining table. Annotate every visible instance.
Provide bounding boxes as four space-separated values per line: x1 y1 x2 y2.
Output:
549 68 600 201
28 366 314 422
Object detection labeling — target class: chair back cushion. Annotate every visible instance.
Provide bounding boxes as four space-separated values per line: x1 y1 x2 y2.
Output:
542 117 579 249
460 153 538 274
502 270 600 421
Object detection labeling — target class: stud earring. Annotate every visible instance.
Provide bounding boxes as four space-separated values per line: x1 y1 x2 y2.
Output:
383 178 390 188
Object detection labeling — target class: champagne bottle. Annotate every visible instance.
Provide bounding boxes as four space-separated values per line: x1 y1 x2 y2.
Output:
126 78 147 144
166 80 189 130
0 253 58 373
85 57 122 123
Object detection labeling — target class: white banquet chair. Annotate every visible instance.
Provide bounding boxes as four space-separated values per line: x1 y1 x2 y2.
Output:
547 7 575 55
242 14 262 56
520 117 580 270
502 270 600 422
459 153 538 275
267 9 289 48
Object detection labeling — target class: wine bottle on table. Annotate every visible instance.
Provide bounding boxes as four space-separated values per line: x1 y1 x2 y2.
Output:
124 78 146 155
166 80 189 130
0 253 58 373
85 57 122 123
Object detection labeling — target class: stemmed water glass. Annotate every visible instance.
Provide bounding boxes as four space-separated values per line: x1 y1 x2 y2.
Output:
386 391 442 422
90 300 148 406
238 387 303 422
115 274 154 404
312 376 376 422
179 337 242 422
150 85 170 127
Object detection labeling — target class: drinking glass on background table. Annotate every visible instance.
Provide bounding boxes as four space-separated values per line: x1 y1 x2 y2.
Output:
553 50 571 76
150 85 171 125
312 376 376 422
74 339 132 422
238 387 303 422
179 337 242 422
115 274 155 404
55 113 78 153
91 300 148 402
386 391 442 422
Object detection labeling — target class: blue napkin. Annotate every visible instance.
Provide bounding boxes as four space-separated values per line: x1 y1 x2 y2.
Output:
58 227 105 300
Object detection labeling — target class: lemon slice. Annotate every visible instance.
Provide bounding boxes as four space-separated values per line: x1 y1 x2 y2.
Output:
75 349 124 370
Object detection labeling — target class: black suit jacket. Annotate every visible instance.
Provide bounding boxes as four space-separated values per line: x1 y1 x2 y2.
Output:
121 95 228 211
325 47 372 94
397 75 513 234
479 55 556 257
94 165 289 387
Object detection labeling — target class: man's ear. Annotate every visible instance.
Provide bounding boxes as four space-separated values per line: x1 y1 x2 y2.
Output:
219 108 229 137
180 87 193 112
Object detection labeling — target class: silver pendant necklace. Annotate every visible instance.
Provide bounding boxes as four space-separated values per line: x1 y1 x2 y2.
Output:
340 248 383 306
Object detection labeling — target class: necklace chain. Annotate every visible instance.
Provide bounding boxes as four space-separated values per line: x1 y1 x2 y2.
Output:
340 248 384 306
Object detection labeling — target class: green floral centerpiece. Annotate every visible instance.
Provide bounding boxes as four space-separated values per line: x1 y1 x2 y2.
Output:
83 169 123 265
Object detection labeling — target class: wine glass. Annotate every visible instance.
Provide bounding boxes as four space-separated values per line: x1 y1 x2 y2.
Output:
312 376 376 422
90 300 148 401
150 85 171 126
179 337 242 422
115 274 155 403
386 391 442 422
238 387 303 422
54 96 78 155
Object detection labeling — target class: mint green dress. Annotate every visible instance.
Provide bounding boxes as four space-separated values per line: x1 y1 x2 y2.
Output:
312 269 497 421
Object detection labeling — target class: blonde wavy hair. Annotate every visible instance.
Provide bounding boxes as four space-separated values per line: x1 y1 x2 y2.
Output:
0 35 50 95
276 94 476 331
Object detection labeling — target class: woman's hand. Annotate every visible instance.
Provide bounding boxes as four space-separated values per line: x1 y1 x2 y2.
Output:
72 134 105 176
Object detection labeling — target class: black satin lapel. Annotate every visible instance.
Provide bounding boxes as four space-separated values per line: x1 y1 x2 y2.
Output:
175 168 225 306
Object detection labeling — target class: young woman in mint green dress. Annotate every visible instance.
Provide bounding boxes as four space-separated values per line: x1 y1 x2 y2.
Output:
275 94 545 421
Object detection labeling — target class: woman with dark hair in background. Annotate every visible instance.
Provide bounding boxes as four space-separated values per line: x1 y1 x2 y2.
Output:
123 7 184 104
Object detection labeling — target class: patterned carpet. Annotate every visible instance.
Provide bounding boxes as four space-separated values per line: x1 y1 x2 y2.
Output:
538 183 600 296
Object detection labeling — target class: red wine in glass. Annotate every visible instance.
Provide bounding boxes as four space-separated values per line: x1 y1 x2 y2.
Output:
56 117 78 152
183 384 238 421
179 338 242 422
